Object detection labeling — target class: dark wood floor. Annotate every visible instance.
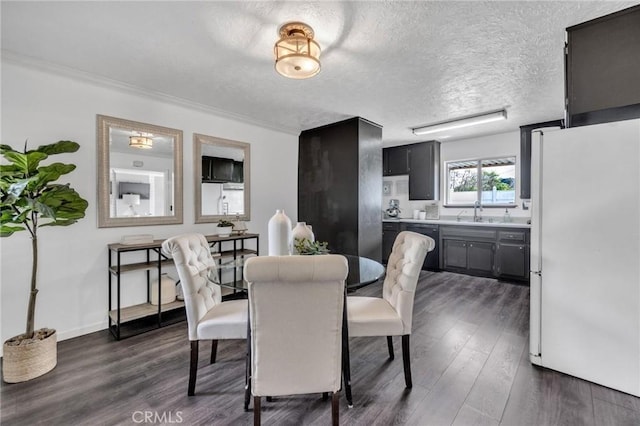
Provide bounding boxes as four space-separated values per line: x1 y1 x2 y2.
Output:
2 271 639 425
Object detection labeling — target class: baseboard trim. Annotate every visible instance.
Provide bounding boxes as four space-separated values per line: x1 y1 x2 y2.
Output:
56 321 108 342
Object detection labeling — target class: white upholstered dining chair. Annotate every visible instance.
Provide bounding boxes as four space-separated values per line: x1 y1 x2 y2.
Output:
347 231 434 388
162 233 248 396
244 255 348 426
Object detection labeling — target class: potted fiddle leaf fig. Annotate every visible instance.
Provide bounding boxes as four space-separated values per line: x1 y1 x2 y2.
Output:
0 140 88 383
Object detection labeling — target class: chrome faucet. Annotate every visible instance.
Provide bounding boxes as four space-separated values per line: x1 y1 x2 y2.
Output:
456 210 466 221
473 200 483 222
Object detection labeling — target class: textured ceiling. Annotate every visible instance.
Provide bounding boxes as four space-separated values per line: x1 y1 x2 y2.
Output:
2 1 637 144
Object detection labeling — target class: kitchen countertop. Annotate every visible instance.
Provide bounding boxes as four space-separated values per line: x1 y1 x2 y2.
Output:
383 217 531 228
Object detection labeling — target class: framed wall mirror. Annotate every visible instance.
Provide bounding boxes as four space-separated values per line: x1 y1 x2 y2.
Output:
97 115 183 228
194 133 250 223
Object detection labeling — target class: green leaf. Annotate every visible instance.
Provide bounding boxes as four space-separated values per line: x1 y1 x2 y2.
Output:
37 185 88 225
34 201 55 218
0 224 26 237
2 151 48 174
29 163 76 190
0 164 22 174
31 141 79 155
0 144 19 155
7 180 29 198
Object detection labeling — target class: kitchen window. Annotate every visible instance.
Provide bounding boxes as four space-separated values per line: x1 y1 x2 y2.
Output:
445 157 516 206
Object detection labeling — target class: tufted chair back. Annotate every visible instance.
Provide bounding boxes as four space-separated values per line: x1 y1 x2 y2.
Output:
244 254 348 397
162 233 222 341
382 231 435 334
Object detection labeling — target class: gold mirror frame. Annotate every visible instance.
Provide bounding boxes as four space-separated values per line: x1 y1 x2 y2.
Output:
194 133 251 223
97 115 183 228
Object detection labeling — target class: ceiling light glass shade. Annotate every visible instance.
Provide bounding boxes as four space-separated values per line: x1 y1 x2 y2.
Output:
129 135 153 149
274 22 321 79
412 110 507 136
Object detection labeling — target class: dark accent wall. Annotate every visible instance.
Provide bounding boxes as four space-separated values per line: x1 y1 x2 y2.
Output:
298 117 382 261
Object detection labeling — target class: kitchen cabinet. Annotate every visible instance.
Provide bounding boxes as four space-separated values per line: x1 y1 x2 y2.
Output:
202 156 213 181
495 230 529 280
202 156 236 182
231 160 244 183
382 141 440 200
382 222 401 263
383 145 409 176
440 225 529 282
520 120 563 199
467 241 495 274
566 5 640 128
408 141 440 200
299 117 383 261
403 223 439 270
441 227 496 278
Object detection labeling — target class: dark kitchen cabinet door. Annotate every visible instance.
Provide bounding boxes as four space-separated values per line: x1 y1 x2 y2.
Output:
496 243 529 280
231 161 244 183
211 157 233 182
202 156 213 181
442 239 467 270
383 145 409 176
467 241 494 274
382 222 400 264
408 141 440 200
404 223 439 271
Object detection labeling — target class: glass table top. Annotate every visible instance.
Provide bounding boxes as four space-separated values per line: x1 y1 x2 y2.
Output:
210 254 385 292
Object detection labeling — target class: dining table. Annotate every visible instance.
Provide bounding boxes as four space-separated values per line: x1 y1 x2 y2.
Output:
212 254 386 408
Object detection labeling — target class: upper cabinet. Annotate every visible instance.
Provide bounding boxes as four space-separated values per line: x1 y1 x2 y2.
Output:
202 156 243 183
383 141 440 200
565 5 640 127
408 141 440 200
383 145 409 176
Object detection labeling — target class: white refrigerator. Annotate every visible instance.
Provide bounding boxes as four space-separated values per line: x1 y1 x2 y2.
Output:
529 118 640 397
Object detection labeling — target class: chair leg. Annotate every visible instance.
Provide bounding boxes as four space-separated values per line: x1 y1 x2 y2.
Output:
402 334 412 388
253 396 261 426
322 392 329 401
341 293 353 407
210 339 218 364
188 341 199 396
387 336 394 360
331 392 340 426
244 337 251 411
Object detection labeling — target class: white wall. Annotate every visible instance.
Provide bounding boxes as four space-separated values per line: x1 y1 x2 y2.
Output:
382 132 531 220
0 61 298 348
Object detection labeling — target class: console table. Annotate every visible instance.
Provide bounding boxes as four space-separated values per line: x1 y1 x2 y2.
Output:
108 233 259 340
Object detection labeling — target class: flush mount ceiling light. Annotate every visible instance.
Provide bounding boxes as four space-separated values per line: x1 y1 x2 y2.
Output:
129 135 153 149
412 109 507 136
274 21 321 79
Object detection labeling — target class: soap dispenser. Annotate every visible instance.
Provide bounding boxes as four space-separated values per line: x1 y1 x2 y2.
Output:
503 208 512 223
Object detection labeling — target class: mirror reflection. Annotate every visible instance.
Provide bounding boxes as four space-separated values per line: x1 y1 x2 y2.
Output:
97 115 183 228
194 134 250 223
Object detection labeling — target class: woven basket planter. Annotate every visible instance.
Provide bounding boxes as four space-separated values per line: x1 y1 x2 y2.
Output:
2 329 57 383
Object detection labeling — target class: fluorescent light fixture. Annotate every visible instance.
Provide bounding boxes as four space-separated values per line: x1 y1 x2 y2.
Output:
412 109 507 136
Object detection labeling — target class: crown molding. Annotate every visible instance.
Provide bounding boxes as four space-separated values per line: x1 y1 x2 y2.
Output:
2 50 300 136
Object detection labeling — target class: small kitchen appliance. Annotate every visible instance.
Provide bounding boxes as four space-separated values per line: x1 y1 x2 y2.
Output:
385 199 401 218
